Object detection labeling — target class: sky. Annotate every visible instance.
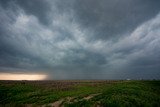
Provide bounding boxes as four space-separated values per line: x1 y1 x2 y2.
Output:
0 0 160 80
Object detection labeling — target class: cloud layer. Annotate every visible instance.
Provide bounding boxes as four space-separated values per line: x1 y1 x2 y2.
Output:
0 0 160 79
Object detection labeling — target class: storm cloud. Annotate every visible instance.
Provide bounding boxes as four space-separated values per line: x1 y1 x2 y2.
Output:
0 0 160 79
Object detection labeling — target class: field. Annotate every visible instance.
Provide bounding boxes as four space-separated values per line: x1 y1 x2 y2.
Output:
0 80 160 107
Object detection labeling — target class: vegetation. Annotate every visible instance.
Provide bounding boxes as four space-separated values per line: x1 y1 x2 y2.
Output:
0 80 159 107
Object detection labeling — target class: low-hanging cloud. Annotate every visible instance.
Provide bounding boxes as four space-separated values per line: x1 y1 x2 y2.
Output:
0 0 160 79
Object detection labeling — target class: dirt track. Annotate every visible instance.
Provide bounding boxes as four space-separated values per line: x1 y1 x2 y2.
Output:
43 93 101 107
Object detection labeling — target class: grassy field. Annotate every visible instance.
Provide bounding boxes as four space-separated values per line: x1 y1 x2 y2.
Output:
0 80 160 107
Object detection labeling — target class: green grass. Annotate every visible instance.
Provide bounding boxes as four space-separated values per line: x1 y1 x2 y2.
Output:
93 81 160 107
0 80 160 107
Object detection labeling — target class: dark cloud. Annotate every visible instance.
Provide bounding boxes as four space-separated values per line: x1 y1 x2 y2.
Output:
0 0 52 25
16 0 52 25
73 0 160 39
0 0 160 79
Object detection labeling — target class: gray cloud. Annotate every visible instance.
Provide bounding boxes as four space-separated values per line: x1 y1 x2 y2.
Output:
0 0 52 25
0 0 160 79
74 0 160 40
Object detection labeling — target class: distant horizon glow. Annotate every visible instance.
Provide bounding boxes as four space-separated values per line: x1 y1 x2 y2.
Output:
0 73 47 80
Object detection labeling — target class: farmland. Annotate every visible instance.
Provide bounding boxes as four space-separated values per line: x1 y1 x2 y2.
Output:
0 80 160 107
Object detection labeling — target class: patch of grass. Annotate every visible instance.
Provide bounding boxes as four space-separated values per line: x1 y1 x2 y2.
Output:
0 80 160 107
64 99 94 107
91 81 160 107
0 80 111 105
63 81 160 107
